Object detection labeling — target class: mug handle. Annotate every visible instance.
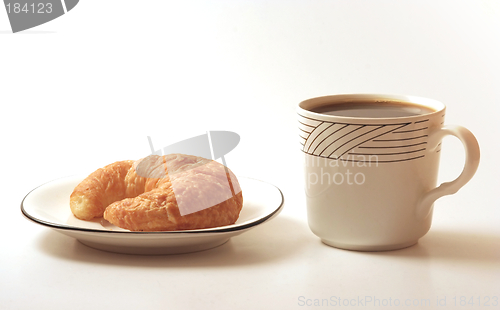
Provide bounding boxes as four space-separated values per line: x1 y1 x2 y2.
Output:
416 125 480 219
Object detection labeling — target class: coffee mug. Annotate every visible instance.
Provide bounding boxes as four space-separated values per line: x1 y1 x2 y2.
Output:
297 94 480 251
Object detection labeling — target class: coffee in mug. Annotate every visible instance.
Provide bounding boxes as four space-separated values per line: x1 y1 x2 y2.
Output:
298 94 480 251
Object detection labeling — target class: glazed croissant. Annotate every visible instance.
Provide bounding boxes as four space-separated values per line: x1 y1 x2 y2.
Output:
70 154 243 231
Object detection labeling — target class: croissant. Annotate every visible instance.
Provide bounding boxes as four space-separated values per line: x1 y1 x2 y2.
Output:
70 154 243 231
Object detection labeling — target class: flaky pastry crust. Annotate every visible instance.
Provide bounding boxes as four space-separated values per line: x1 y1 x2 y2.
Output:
70 154 243 231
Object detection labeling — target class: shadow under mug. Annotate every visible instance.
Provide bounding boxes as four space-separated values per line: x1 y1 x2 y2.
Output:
297 94 480 251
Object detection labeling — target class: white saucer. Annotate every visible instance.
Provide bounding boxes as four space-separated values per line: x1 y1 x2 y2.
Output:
21 175 284 255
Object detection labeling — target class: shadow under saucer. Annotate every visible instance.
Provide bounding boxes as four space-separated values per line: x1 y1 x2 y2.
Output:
36 215 312 268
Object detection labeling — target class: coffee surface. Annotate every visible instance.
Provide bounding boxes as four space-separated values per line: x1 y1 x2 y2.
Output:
311 101 435 118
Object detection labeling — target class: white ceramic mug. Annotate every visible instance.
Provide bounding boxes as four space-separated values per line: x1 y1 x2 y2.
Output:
298 94 480 251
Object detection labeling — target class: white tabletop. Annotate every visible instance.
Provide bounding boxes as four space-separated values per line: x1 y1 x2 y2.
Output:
2 1 499 309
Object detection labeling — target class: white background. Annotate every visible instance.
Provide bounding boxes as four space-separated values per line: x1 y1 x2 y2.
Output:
1 1 499 309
